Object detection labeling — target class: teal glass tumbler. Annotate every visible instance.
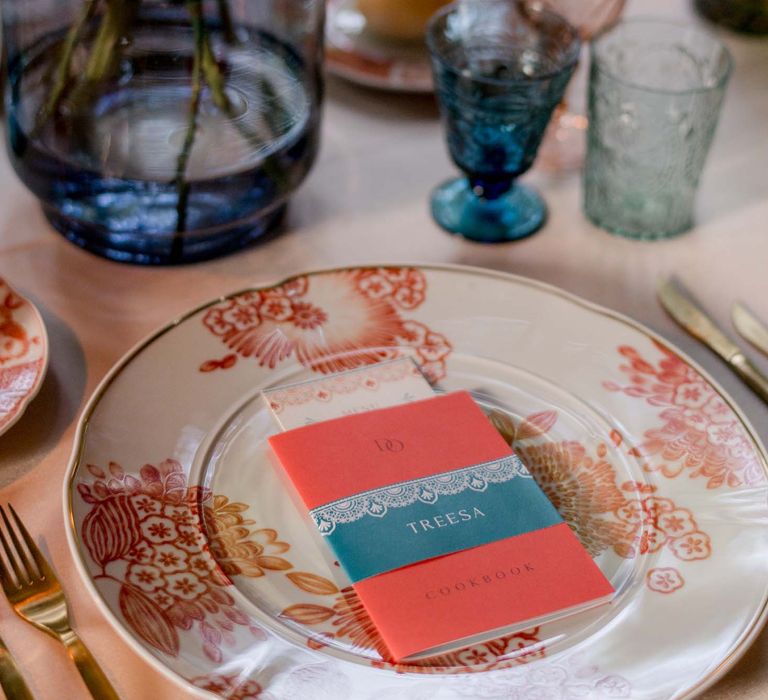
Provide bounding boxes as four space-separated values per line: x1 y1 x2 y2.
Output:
583 19 732 240
426 1 579 243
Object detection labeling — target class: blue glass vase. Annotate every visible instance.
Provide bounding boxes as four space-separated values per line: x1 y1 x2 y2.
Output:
2 0 324 264
427 1 579 242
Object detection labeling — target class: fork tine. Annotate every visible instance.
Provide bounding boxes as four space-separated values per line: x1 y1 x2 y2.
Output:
7 504 53 581
0 506 35 584
0 510 24 587
0 525 16 592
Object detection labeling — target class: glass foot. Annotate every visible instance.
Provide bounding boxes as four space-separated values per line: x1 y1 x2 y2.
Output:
430 177 546 243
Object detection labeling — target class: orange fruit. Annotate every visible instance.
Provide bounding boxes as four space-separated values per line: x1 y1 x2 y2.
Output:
357 0 451 41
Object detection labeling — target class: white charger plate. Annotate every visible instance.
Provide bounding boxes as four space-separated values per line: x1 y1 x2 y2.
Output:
64 264 768 699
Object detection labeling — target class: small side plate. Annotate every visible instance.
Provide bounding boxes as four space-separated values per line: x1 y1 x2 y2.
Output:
326 0 434 93
0 277 49 436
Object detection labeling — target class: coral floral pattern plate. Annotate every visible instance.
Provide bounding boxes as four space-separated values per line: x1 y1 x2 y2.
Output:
0 277 48 436
64 265 768 700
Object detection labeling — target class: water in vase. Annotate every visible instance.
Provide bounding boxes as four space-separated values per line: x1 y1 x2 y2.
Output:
6 16 320 263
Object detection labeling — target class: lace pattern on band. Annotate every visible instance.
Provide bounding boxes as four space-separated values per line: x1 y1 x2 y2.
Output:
310 455 531 535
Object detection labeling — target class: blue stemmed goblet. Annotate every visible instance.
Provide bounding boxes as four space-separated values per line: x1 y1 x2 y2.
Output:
427 1 580 242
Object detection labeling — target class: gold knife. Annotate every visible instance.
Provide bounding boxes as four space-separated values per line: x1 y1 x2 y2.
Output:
0 635 34 700
733 303 768 358
657 279 768 405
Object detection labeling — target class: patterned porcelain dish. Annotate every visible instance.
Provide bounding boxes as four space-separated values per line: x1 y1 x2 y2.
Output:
64 265 768 699
0 277 48 436
326 0 434 93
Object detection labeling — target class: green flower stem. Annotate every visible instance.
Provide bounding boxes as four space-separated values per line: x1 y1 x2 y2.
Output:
49 0 140 136
217 0 237 44
190 10 292 192
83 0 125 82
173 0 206 250
34 0 101 132
200 34 229 112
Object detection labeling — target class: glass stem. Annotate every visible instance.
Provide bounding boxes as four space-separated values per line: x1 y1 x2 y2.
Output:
468 176 514 201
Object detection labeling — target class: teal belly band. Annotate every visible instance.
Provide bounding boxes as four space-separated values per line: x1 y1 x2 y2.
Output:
309 455 563 582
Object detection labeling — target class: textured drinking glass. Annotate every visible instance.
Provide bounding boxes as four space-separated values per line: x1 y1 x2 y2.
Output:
2 0 324 264
584 19 732 240
427 1 580 243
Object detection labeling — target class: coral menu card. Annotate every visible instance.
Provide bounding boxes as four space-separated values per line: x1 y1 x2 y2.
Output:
268 391 614 660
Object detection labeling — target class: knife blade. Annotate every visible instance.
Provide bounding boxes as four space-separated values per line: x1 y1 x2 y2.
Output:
732 302 768 358
658 280 742 362
0 635 34 700
657 279 768 405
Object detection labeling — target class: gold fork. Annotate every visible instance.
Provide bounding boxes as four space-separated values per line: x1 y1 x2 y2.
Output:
0 505 119 700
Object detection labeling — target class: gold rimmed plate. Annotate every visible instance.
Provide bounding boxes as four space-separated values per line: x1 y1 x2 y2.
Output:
64 264 768 699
